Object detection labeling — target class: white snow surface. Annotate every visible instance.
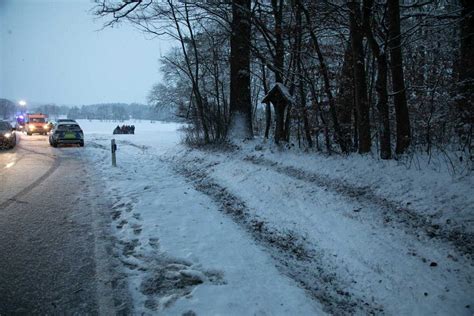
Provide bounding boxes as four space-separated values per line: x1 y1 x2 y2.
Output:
79 120 474 315
81 120 324 315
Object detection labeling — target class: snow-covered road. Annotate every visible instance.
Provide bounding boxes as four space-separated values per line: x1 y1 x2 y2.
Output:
82 119 473 315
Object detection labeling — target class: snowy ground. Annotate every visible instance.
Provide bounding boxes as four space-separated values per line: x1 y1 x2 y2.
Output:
79 119 473 315
81 120 323 315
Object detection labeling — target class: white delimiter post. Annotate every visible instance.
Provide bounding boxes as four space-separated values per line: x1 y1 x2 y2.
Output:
111 139 117 167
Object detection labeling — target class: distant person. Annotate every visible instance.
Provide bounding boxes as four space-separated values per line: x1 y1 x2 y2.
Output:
131 125 135 134
113 125 121 134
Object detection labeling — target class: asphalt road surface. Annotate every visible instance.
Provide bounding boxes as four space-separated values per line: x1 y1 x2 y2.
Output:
0 133 125 314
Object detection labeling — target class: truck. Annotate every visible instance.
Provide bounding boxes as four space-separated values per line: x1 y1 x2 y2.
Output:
25 113 50 135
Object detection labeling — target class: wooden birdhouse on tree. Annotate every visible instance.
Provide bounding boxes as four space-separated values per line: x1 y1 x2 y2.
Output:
262 82 293 144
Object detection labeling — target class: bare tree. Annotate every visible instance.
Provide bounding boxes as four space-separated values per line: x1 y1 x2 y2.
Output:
299 0 349 153
363 0 391 159
348 0 371 154
229 0 253 139
94 0 468 160
387 0 411 155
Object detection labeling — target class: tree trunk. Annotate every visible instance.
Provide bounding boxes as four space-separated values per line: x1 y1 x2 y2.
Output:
387 0 411 155
458 0 474 152
363 0 391 159
337 41 355 151
295 3 313 147
261 63 272 139
212 45 223 140
375 54 391 159
348 0 371 154
274 102 286 143
271 0 286 143
298 68 313 147
284 103 292 142
170 2 209 143
229 0 253 139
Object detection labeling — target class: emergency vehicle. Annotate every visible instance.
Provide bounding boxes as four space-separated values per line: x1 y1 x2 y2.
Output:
25 113 50 135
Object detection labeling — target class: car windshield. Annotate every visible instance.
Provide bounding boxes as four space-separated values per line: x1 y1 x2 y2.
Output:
30 118 46 123
56 124 81 131
0 122 11 130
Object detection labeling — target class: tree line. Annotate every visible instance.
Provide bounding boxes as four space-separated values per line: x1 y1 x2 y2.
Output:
96 0 472 160
0 99 175 122
66 103 175 121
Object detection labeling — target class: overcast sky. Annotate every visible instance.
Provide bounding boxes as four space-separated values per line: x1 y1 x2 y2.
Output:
0 0 173 106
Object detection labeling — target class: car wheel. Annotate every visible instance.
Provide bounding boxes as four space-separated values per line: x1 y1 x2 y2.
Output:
79 142 84 147
52 142 58 148
27 132 32 136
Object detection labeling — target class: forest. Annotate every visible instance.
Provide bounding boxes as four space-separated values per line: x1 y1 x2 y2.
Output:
94 0 472 162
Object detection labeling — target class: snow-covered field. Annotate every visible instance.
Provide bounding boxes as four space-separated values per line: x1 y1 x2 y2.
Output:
78 119 474 315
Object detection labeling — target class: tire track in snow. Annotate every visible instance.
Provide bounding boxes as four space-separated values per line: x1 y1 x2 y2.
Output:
16 143 57 160
172 159 383 316
243 155 474 259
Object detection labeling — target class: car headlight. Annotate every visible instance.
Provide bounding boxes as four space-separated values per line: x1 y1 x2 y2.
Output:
4 132 11 138
29 125 35 130
44 124 49 129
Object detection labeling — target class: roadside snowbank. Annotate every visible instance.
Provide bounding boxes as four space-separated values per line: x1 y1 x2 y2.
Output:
169 143 473 316
241 140 473 235
79 120 473 315
81 120 324 315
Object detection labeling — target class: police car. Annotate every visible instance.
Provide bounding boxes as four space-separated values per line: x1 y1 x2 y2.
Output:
49 122 84 147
